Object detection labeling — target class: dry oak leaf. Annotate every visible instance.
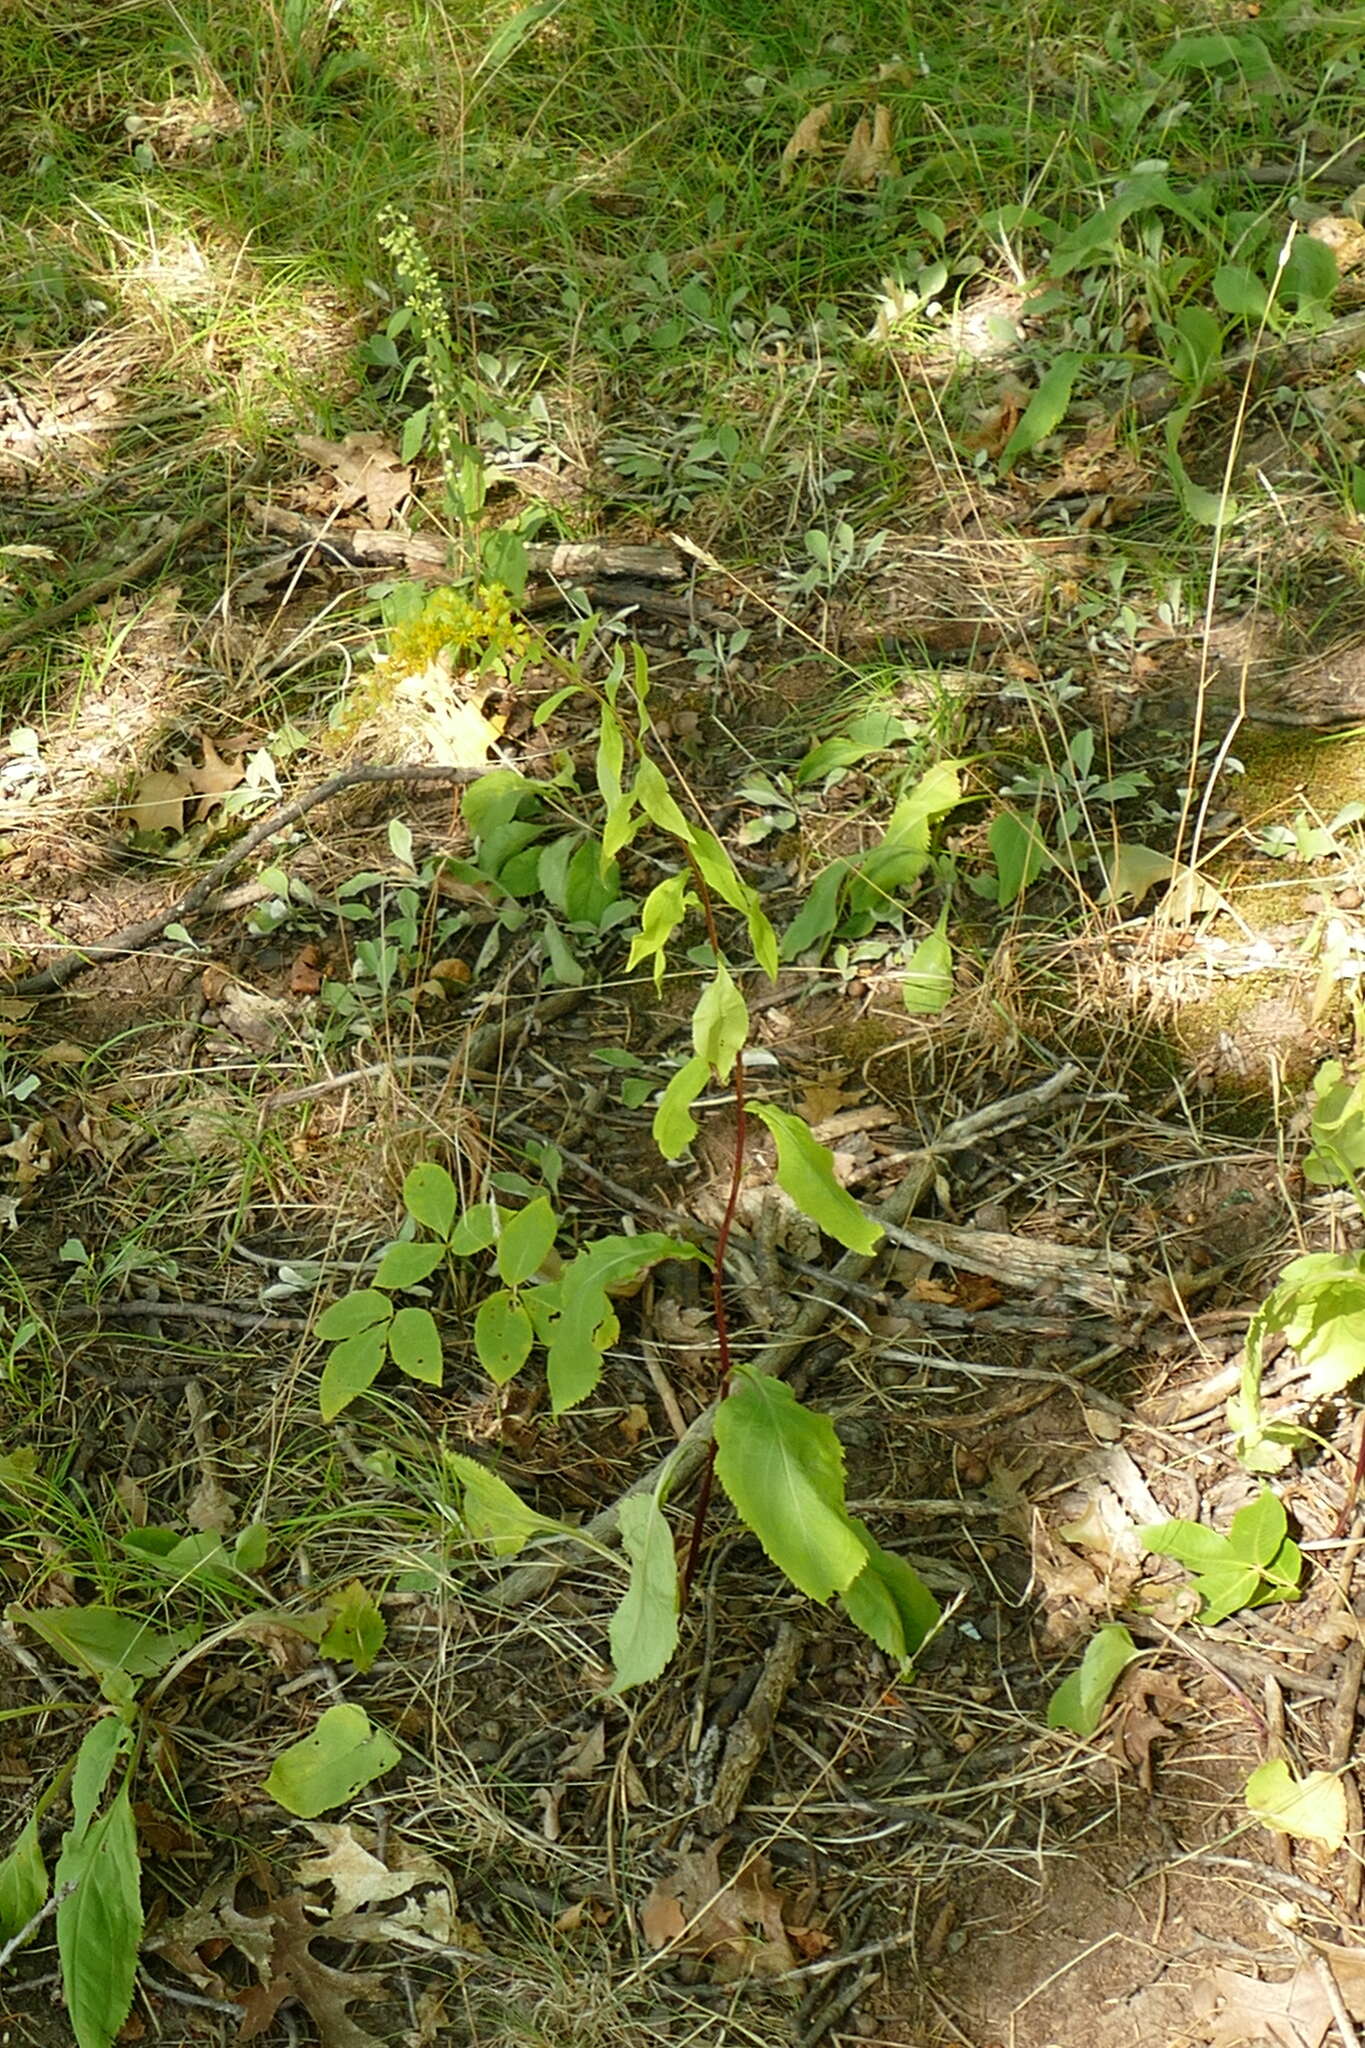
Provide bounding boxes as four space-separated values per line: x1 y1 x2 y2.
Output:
779 103 833 185
1198 1960 1345 2048
127 768 192 836
839 103 898 188
295 432 412 530
640 1843 797 1981
187 732 245 819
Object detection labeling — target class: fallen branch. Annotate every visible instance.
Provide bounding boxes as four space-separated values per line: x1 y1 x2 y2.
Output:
5 762 483 997
249 505 686 585
485 1064 1079 1609
0 454 267 659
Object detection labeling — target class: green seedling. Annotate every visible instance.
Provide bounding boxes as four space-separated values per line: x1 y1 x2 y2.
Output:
1047 1623 1143 1737
1139 1489 1302 1625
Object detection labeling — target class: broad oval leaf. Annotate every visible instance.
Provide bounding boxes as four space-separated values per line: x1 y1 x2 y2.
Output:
315 1289 392 1342
403 1162 458 1239
713 1369 868 1601
373 1241 446 1290
752 1104 883 1254
448 1200 497 1256
387 1305 443 1385
1000 354 1082 471
901 927 953 1015
496 1195 559 1287
1228 1489 1287 1568
319 1327 388 1422
474 1289 535 1384
609 1493 680 1693
263 1702 401 1819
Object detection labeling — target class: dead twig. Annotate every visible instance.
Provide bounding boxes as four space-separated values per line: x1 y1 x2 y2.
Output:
0 454 267 659
699 1620 804 1831
6 762 484 997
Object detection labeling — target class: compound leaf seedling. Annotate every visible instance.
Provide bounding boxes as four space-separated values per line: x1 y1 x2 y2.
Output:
1139 1489 1301 1626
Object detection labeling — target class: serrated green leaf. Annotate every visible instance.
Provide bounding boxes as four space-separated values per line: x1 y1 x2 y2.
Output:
1000 354 1082 470
609 1493 679 1692
0 1814 47 1945
1047 1624 1143 1736
1245 1759 1347 1850
56 1788 141 2048
692 963 748 1081
319 1327 388 1421
403 1163 458 1240
653 1053 710 1159
496 1195 559 1287
374 1241 446 1289
263 1702 400 1818
387 1305 443 1385
319 1580 386 1673
751 1104 883 1254
315 1289 393 1342
840 1522 939 1661
714 1369 868 1601
444 1451 568 1555
474 1288 535 1384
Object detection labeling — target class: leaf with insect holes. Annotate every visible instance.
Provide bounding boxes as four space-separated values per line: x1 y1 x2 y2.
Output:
403 1162 458 1240
444 1451 569 1555
751 1105 883 1254
319 1581 386 1674
474 1289 535 1384
319 1328 389 1421
1047 1624 1143 1736
1000 354 1082 471
374 1241 446 1289
714 1369 868 1601
56 1784 141 2048
610 1493 680 1692
840 1522 939 1661
628 873 693 989
692 964 748 1082
264 1704 401 1819
496 1196 559 1287
387 1306 442 1385
1245 1760 1348 1851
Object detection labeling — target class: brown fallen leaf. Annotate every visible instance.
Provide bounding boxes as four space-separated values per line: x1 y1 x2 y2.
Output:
839 104 898 188
296 431 412 529
779 102 833 185
156 1881 385 2048
639 1843 797 1981
187 732 245 819
128 768 193 836
289 944 325 997
1200 1961 1335 2048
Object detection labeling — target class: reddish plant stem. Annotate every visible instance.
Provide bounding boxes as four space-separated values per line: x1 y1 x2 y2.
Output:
679 859 747 1608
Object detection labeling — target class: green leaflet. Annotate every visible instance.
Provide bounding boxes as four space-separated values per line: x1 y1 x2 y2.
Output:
609 1493 679 1693
751 1104 883 1254
544 1232 702 1413
496 1195 559 1287
713 1369 867 1601
402 1162 458 1239
691 962 747 1081
652 1054 710 1160
840 1521 940 1661
0 1814 47 1946
1000 354 1082 468
627 873 693 988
